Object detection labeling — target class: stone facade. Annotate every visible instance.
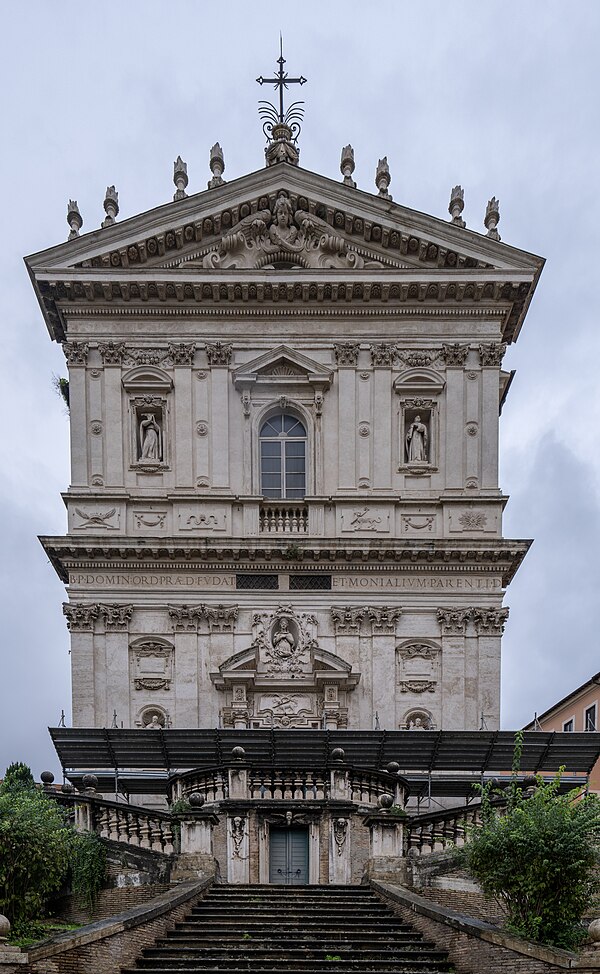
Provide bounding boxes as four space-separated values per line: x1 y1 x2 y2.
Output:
27 162 542 738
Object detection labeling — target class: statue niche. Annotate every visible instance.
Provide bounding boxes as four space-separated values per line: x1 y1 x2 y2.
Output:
201 192 382 271
405 411 429 464
130 396 168 470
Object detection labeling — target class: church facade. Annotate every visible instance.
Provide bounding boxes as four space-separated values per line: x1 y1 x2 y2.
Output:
27 126 542 746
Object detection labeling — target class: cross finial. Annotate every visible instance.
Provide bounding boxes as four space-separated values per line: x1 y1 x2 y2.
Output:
256 36 307 125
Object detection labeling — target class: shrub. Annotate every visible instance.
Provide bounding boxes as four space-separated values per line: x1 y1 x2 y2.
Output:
463 736 600 948
0 783 73 929
71 831 106 917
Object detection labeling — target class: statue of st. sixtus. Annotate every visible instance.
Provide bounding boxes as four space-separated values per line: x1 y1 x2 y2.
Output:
139 413 161 462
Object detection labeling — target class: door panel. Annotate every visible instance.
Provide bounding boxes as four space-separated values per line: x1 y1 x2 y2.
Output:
269 827 309 885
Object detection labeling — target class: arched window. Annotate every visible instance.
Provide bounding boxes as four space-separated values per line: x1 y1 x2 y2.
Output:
260 413 307 499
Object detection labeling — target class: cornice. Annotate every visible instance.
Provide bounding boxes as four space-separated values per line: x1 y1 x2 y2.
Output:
40 535 531 587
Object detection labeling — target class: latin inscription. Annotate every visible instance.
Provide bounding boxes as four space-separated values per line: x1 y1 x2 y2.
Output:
331 575 502 591
69 572 235 589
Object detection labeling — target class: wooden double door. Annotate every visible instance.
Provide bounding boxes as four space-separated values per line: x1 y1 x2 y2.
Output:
269 826 309 885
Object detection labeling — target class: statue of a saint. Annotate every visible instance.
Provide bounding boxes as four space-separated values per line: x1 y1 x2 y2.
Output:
406 415 428 463
271 618 296 661
140 413 161 461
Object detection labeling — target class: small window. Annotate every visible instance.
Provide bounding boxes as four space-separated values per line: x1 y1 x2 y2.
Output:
236 574 279 590
585 705 596 732
563 718 574 733
260 413 307 499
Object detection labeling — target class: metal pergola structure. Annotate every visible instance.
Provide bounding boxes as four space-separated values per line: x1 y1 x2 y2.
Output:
49 727 600 800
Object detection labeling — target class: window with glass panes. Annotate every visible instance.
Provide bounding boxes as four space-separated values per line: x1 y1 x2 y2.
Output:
260 414 307 498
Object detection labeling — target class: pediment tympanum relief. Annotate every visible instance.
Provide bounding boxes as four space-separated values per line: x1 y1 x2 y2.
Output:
199 192 384 271
232 345 332 391
210 604 359 729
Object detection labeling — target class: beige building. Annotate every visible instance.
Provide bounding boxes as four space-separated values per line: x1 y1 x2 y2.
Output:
524 673 600 792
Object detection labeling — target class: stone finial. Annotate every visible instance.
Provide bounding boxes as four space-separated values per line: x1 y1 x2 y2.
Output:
375 157 392 199
484 196 501 240
340 145 356 188
0 913 10 943
67 199 83 239
208 143 225 189
449 185 466 228
101 185 119 228
173 156 188 201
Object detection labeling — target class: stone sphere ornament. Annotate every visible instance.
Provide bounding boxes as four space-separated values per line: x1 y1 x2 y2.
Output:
330 747 346 763
188 792 205 808
82 774 99 791
0 914 10 942
386 761 401 775
62 782 74 793
41 771 55 785
231 746 246 761
379 793 394 809
589 918 600 947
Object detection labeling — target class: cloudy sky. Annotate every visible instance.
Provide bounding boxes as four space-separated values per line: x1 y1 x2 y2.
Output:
2 1 599 777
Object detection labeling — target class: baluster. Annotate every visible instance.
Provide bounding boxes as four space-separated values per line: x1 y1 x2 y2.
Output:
108 808 119 842
162 819 175 855
117 809 129 845
129 809 141 846
149 817 163 852
432 818 444 852
138 814 151 849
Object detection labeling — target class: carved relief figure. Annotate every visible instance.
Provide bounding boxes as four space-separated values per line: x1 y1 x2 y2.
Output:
140 413 161 461
406 415 428 463
270 618 296 667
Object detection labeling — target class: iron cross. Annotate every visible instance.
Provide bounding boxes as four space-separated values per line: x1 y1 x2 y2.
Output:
256 37 307 125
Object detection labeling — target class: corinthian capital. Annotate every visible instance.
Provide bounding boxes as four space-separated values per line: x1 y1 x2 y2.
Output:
471 607 509 635
63 602 99 631
99 603 134 630
63 342 89 366
437 607 471 635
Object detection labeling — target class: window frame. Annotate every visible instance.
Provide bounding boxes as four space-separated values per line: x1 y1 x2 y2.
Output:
258 410 309 500
585 703 597 732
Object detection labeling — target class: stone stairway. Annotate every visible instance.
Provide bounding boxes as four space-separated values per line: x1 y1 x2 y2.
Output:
123 884 455 973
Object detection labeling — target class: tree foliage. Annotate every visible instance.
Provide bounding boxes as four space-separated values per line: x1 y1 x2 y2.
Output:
0 768 107 930
463 735 600 948
0 779 73 929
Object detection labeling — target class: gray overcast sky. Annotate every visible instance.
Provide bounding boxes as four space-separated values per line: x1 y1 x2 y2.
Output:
2 0 599 777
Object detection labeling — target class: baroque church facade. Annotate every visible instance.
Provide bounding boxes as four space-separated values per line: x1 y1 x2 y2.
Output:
25 74 548 884
27 124 542 742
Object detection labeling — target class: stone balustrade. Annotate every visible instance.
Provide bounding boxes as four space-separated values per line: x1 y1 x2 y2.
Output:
405 804 482 856
259 502 309 533
58 793 179 855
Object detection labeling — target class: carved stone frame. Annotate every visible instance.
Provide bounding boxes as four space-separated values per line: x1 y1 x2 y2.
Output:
123 367 173 474
394 369 445 474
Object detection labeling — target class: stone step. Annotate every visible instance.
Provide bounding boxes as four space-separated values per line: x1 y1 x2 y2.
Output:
156 932 421 945
189 908 393 919
139 947 448 961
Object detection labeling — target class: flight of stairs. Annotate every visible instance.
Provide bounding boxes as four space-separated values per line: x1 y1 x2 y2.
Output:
123 884 455 973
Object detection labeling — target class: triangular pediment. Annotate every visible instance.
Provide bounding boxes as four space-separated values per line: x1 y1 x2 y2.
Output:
26 163 542 277
233 345 333 389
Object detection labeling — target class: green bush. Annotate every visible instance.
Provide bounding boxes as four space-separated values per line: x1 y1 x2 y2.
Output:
2 762 35 793
0 781 73 929
71 831 106 917
463 736 600 948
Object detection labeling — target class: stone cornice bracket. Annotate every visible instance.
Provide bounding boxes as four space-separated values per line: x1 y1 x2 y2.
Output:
203 603 239 632
173 156 188 201
63 341 89 366
63 602 99 631
208 144 225 189
340 145 356 188
330 606 367 633
471 607 509 635
99 603 134 630
101 186 119 229
98 341 126 365
168 342 196 366
485 197 501 240
437 607 472 635
168 604 204 631
441 343 469 367
479 342 507 367
67 199 83 240
333 342 360 367
368 606 402 631
448 186 466 228
369 343 396 367
206 342 233 367
375 157 392 200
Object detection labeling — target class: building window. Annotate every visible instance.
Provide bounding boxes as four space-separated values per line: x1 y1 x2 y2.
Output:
585 704 596 732
563 718 574 733
260 414 307 499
